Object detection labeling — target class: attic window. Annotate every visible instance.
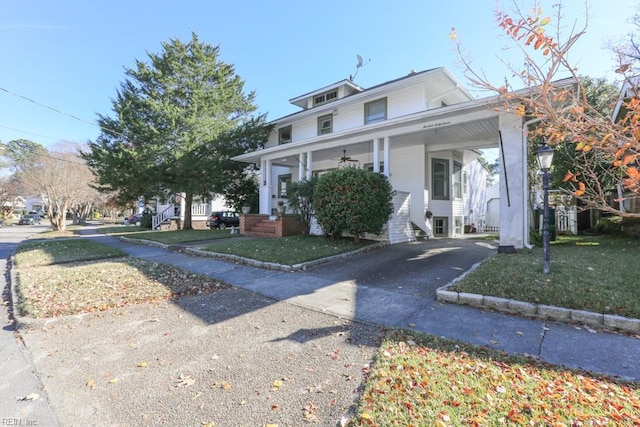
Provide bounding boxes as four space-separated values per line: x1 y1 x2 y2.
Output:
313 89 338 106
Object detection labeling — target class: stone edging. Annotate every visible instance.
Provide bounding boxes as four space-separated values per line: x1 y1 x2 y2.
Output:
119 236 389 272
436 287 640 334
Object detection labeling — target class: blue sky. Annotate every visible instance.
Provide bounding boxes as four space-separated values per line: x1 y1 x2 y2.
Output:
0 0 636 148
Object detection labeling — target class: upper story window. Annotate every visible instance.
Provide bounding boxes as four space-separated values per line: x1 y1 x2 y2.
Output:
364 98 387 124
313 89 338 107
278 125 292 144
317 114 333 135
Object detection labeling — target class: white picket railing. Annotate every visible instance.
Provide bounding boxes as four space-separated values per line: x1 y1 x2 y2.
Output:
152 206 174 230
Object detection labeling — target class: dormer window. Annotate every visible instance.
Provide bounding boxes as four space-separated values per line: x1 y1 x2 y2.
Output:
313 89 338 107
278 126 292 144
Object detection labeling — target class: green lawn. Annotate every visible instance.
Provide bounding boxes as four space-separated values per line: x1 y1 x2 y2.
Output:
200 235 375 265
16 239 125 267
98 226 239 244
450 235 640 319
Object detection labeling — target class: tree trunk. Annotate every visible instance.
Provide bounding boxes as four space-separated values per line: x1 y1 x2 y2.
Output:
183 192 193 230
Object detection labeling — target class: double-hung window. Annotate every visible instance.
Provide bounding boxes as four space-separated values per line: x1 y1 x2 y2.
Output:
432 158 449 200
364 98 387 124
453 162 463 199
317 114 332 135
278 126 292 144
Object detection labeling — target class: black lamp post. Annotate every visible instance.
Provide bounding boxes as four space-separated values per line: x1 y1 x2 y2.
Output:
536 139 555 274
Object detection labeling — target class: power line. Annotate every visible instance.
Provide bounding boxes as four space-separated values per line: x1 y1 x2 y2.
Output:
0 124 67 142
0 86 128 140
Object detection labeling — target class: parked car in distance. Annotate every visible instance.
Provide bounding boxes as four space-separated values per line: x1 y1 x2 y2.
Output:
18 214 42 225
124 214 142 226
206 211 240 229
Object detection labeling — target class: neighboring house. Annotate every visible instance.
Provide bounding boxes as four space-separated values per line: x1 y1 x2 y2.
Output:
233 67 576 250
463 160 489 232
2 196 27 218
152 194 230 230
25 196 47 215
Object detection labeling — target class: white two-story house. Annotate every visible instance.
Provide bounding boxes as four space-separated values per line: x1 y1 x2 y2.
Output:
234 67 566 250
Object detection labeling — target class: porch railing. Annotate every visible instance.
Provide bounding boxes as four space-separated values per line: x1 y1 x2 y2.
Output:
152 205 174 230
191 203 210 217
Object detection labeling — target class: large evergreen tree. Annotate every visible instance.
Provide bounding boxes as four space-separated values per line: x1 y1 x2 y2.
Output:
82 33 270 228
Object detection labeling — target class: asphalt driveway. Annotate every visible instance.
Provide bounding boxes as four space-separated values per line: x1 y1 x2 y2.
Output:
300 237 498 298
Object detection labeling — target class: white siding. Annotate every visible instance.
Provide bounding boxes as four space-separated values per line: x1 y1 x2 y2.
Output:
387 84 426 118
388 191 415 244
388 145 426 227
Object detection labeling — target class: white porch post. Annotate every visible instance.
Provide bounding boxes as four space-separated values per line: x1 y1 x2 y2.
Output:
298 153 306 181
498 113 526 252
306 151 313 179
179 192 186 222
383 136 390 177
373 138 380 173
259 160 273 215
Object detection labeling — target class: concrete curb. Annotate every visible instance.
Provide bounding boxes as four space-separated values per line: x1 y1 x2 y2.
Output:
436 286 640 334
120 236 389 272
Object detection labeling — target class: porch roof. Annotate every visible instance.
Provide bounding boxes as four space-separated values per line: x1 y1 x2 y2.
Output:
233 94 505 166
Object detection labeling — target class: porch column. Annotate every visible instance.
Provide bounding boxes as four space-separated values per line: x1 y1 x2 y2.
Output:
498 113 526 252
259 160 273 215
373 138 380 173
383 136 390 178
306 151 313 179
179 192 186 222
298 153 306 181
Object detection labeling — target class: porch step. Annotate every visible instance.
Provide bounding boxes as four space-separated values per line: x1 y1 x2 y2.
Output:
244 218 279 237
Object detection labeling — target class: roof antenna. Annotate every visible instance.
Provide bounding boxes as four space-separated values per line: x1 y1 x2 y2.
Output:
350 54 370 81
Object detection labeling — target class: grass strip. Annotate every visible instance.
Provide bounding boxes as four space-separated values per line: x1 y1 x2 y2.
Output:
200 235 374 265
16 239 125 268
100 226 238 243
354 330 640 426
17 257 228 318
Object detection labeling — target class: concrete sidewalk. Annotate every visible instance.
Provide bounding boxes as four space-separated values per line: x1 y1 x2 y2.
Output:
75 229 640 383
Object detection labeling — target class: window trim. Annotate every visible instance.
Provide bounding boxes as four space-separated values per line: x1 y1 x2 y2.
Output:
317 114 333 135
453 161 463 199
364 97 387 124
313 89 338 107
278 125 292 144
431 158 450 200
433 216 448 237
277 174 292 198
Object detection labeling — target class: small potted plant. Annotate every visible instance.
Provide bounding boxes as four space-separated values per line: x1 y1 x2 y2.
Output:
276 200 285 215
241 203 251 214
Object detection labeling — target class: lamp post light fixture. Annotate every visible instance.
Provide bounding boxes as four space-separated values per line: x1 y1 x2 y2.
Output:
536 139 555 274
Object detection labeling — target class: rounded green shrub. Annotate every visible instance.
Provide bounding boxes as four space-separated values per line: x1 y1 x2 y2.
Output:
313 166 394 242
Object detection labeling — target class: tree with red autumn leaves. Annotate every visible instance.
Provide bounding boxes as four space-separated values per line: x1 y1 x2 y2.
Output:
452 2 640 217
